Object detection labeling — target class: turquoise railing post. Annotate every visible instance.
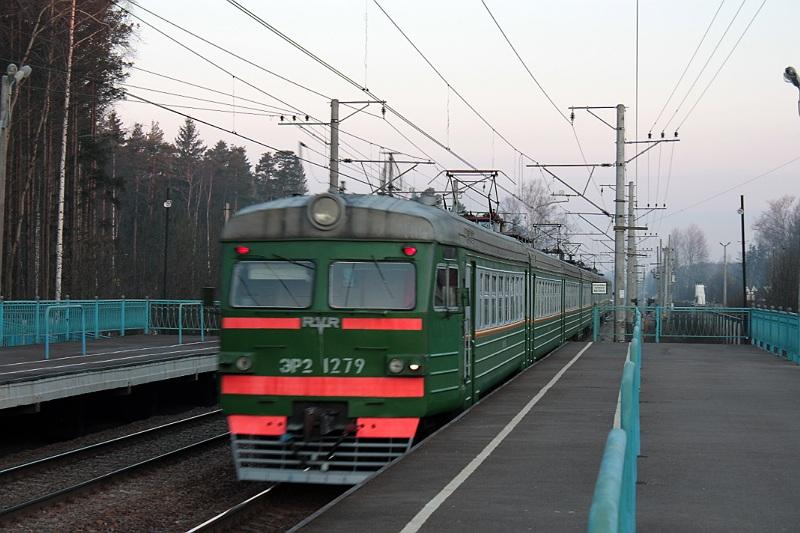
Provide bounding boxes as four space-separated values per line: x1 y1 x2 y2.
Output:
200 304 206 342
145 298 151 334
588 429 628 533
620 361 637 532
94 297 100 339
35 298 41 343
120 298 126 337
0 298 4 347
178 302 185 345
796 313 800 363
655 306 661 343
593 305 600 342
44 305 87 360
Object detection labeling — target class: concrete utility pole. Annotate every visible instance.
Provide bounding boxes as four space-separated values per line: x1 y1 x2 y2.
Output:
0 63 32 295
329 98 339 193
626 180 637 325
613 104 626 342
739 195 747 307
720 241 731 306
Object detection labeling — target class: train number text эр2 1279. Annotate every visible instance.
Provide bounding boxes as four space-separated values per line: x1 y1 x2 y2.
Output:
277 357 366 374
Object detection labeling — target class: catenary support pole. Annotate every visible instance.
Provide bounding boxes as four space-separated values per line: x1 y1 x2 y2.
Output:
626 180 637 327
329 99 339 193
614 104 626 342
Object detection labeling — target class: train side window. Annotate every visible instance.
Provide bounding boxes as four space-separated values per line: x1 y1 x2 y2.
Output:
434 266 447 308
434 264 459 310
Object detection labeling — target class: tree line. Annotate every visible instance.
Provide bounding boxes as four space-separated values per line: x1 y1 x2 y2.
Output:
1 0 306 299
653 197 800 309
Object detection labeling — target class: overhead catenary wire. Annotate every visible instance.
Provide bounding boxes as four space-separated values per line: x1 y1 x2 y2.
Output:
116 2 434 180
123 92 377 191
479 0 606 209
660 0 748 134
675 0 768 131
648 0 726 134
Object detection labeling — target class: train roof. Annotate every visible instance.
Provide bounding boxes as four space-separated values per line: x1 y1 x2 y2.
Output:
222 194 604 281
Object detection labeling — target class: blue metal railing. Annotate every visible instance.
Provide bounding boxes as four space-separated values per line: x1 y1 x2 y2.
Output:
44 305 86 359
588 308 642 533
751 308 800 362
0 299 219 353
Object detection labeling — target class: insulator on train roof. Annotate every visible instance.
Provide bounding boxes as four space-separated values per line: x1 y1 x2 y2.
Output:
292 115 297 121
280 115 284 121
647 132 652 139
305 115 309 121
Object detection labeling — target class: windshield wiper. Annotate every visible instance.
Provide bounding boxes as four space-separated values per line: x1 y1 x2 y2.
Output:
272 253 314 270
371 255 395 299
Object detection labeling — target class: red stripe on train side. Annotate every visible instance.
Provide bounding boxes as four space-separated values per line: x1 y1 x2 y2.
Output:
227 415 287 436
221 375 424 398
341 317 423 330
222 317 301 329
356 417 420 438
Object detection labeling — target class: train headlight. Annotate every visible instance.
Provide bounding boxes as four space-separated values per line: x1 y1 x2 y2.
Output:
388 358 405 374
308 193 344 230
235 355 253 371
408 363 421 372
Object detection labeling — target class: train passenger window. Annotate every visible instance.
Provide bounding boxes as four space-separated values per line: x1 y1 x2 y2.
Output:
434 264 459 310
230 261 314 308
329 262 415 310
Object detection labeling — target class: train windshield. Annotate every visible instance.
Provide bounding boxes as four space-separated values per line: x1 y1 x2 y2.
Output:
230 261 314 308
329 261 415 310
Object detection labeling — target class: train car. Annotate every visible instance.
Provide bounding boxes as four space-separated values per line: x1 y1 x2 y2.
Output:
217 192 607 484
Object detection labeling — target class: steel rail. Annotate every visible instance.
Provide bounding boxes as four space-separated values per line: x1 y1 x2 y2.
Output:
0 409 223 478
0 432 229 519
185 483 280 533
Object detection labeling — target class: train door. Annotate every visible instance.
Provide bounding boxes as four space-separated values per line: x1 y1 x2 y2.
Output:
560 278 566 343
463 262 475 405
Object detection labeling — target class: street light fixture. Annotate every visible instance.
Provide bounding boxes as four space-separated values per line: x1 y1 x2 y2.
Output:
784 66 800 116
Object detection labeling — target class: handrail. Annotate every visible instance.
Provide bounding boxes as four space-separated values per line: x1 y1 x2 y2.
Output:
589 308 642 533
178 302 205 345
44 305 86 360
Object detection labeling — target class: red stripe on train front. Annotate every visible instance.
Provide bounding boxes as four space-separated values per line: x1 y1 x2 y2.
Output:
356 417 419 438
341 317 423 330
222 317 301 329
221 375 424 398
227 415 287 436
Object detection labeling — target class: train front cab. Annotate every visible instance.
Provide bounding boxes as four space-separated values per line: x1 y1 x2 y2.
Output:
218 239 468 484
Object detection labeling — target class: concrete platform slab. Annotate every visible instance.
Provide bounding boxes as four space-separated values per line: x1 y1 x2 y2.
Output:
0 335 218 409
295 341 628 533
637 343 800 532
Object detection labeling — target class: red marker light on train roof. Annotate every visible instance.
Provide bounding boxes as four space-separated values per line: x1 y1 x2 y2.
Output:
235 246 250 255
402 246 417 257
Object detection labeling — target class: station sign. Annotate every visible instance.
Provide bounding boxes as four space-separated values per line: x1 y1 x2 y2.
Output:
592 282 608 295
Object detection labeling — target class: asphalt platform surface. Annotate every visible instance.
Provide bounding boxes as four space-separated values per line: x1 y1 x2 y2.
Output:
296 341 628 533
637 343 800 532
0 335 216 384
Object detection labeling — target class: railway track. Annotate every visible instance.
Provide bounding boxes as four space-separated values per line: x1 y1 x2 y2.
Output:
186 484 280 532
0 410 228 519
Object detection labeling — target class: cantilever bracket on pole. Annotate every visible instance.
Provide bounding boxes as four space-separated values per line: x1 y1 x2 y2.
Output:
625 138 679 164
526 164 611 217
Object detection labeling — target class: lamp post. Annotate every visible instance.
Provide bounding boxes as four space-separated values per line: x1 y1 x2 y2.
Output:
162 187 172 299
784 66 800 314
719 241 731 307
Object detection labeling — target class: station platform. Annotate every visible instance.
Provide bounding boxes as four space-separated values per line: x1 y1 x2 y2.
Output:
295 341 628 532
0 335 218 410
638 343 800 532
295 341 800 532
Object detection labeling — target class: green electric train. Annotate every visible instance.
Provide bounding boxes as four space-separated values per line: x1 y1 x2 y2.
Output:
217 192 608 484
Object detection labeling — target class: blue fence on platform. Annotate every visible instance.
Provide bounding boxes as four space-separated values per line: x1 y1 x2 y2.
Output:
588 308 642 533
750 308 800 362
0 299 220 350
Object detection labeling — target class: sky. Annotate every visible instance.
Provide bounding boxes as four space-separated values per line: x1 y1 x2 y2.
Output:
113 0 800 273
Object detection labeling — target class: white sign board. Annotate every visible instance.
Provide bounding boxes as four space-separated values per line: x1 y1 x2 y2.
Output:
592 282 608 295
